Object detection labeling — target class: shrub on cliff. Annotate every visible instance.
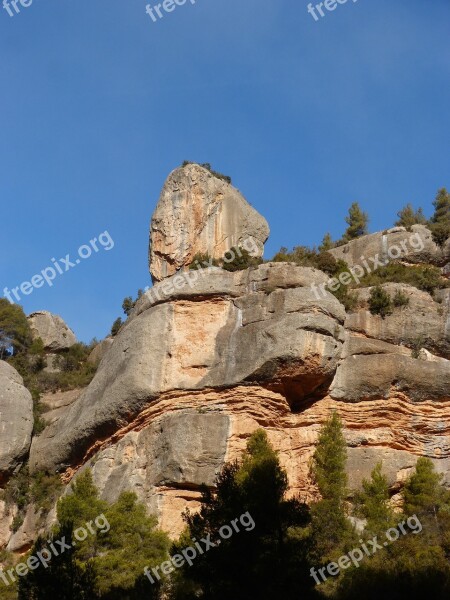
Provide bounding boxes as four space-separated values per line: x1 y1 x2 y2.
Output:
181 161 232 184
368 286 393 318
358 262 448 295
221 247 262 272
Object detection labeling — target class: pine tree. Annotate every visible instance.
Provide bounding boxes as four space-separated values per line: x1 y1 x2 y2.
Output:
403 457 450 519
319 232 333 252
342 202 369 242
355 462 394 534
310 411 350 559
429 188 450 246
0 299 32 358
174 429 314 600
395 204 427 229
110 317 123 337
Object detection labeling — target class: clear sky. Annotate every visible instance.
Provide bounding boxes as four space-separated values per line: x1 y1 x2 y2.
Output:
1 0 449 342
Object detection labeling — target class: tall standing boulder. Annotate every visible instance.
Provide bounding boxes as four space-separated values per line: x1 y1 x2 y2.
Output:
27 311 77 352
149 163 270 282
0 361 33 481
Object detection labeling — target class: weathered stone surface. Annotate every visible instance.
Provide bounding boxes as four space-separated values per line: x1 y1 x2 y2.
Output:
135 262 332 316
330 353 450 402
28 311 77 351
75 409 229 537
7 505 40 553
0 500 16 549
30 265 344 473
329 225 449 268
346 283 449 358
149 164 270 282
0 361 33 479
61 385 450 537
88 337 114 365
41 388 84 426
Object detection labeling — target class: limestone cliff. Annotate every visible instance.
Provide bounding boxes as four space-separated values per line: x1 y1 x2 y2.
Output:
1 168 449 546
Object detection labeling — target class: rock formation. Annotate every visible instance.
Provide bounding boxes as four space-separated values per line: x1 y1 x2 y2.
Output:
149 163 270 282
27 310 77 352
2 167 450 546
0 362 33 482
328 224 450 268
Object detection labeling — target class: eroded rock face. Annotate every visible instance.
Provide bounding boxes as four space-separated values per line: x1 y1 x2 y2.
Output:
329 225 449 268
87 337 114 365
66 382 450 537
346 283 450 358
149 164 270 282
28 311 77 351
30 263 344 473
0 362 33 480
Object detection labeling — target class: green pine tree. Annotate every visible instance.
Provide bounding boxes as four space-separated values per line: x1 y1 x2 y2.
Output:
310 411 351 560
403 457 450 519
342 202 369 242
429 188 450 246
0 299 32 358
395 204 427 229
173 429 314 600
355 462 395 534
319 232 334 252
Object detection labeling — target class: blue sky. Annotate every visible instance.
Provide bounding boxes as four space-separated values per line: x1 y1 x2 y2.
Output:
1 0 449 342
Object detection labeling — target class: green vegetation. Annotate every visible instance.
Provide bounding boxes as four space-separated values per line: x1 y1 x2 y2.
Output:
171 429 314 600
18 470 170 599
189 252 219 269
310 412 352 562
181 161 232 184
395 204 427 229
9 340 98 396
341 202 369 243
0 299 32 359
368 285 393 318
2 421 450 599
354 462 395 535
429 187 450 246
110 317 123 337
358 262 448 295
392 288 410 308
0 467 62 532
189 247 261 272
221 247 262 272
110 289 144 337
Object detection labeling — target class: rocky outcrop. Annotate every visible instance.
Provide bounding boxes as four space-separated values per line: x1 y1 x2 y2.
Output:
329 225 449 268
30 263 345 474
346 283 450 358
28 311 77 351
149 164 270 282
88 337 114 365
0 362 33 481
0 500 17 549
